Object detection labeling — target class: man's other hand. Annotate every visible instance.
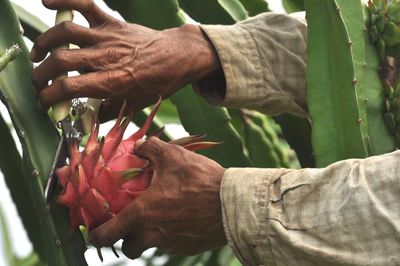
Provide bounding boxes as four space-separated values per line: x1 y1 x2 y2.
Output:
31 0 221 120
89 137 227 259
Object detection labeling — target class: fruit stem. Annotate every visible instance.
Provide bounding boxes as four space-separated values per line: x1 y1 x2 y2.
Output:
52 10 73 122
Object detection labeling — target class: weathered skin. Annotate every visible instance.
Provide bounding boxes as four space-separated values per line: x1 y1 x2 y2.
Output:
31 0 221 121
32 0 227 259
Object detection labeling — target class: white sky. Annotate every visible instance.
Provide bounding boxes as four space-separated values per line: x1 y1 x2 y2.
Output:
0 1 284 266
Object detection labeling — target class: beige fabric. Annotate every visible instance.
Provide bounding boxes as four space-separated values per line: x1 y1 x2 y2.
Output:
197 12 308 117
197 12 400 266
222 152 400 265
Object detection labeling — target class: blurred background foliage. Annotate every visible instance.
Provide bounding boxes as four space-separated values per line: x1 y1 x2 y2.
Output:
1 0 346 265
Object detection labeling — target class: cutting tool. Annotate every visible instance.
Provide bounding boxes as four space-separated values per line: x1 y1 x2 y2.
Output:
44 10 103 202
44 99 86 202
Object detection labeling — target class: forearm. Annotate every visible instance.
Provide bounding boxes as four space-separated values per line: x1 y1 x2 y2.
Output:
222 151 400 265
194 12 308 117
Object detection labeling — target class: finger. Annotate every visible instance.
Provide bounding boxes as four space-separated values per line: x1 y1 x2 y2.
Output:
30 21 95 62
99 100 124 123
134 137 169 168
38 71 116 108
90 200 145 248
122 232 162 260
42 0 112 27
32 48 98 92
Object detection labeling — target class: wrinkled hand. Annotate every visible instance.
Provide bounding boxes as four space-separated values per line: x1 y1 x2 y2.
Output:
89 137 227 259
31 0 220 120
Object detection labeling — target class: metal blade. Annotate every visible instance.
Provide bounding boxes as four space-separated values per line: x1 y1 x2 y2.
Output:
45 115 82 201
44 134 67 202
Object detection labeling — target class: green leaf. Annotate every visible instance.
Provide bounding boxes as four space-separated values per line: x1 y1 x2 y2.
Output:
178 0 248 24
18 252 44 266
361 6 396 154
218 0 249 21
11 2 49 41
105 0 185 29
238 0 269 16
305 0 368 167
153 98 181 124
0 111 45 265
0 203 16 266
283 0 305 13
0 196 42 266
242 113 283 168
132 110 173 141
274 114 314 167
171 87 253 167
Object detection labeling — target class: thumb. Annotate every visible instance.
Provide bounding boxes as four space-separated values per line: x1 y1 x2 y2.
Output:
89 200 144 248
134 137 168 167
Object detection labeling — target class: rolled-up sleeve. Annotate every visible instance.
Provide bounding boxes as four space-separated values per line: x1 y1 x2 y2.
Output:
221 151 400 265
194 12 308 117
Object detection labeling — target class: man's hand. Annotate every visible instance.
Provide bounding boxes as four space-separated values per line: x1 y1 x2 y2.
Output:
89 137 227 259
31 0 221 119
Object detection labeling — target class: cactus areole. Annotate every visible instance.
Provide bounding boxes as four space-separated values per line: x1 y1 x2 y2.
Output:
56 98 218 230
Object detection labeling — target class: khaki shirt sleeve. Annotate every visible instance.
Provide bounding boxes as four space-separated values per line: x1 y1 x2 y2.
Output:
195 12 308 117
221 150 400 265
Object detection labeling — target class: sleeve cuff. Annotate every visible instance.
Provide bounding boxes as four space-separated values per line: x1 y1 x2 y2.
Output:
220 167 287 265
194 24 265 107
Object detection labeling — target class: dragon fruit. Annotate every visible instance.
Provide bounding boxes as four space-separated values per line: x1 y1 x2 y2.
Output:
56 98 218 230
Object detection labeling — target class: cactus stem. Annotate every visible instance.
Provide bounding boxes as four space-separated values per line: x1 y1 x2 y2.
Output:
43 205 50 214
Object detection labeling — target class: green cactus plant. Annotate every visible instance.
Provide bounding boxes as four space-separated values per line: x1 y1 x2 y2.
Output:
366 0 400 149
3 0 399 265
0 0 86 265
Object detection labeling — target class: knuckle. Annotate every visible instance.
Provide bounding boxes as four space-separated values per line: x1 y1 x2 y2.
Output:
58 79 75 97
146 136 160 146
59 21 74 34
105 47 120 62
51 50 66 63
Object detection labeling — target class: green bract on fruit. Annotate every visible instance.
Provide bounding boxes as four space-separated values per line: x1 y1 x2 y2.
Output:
56 98 219 230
